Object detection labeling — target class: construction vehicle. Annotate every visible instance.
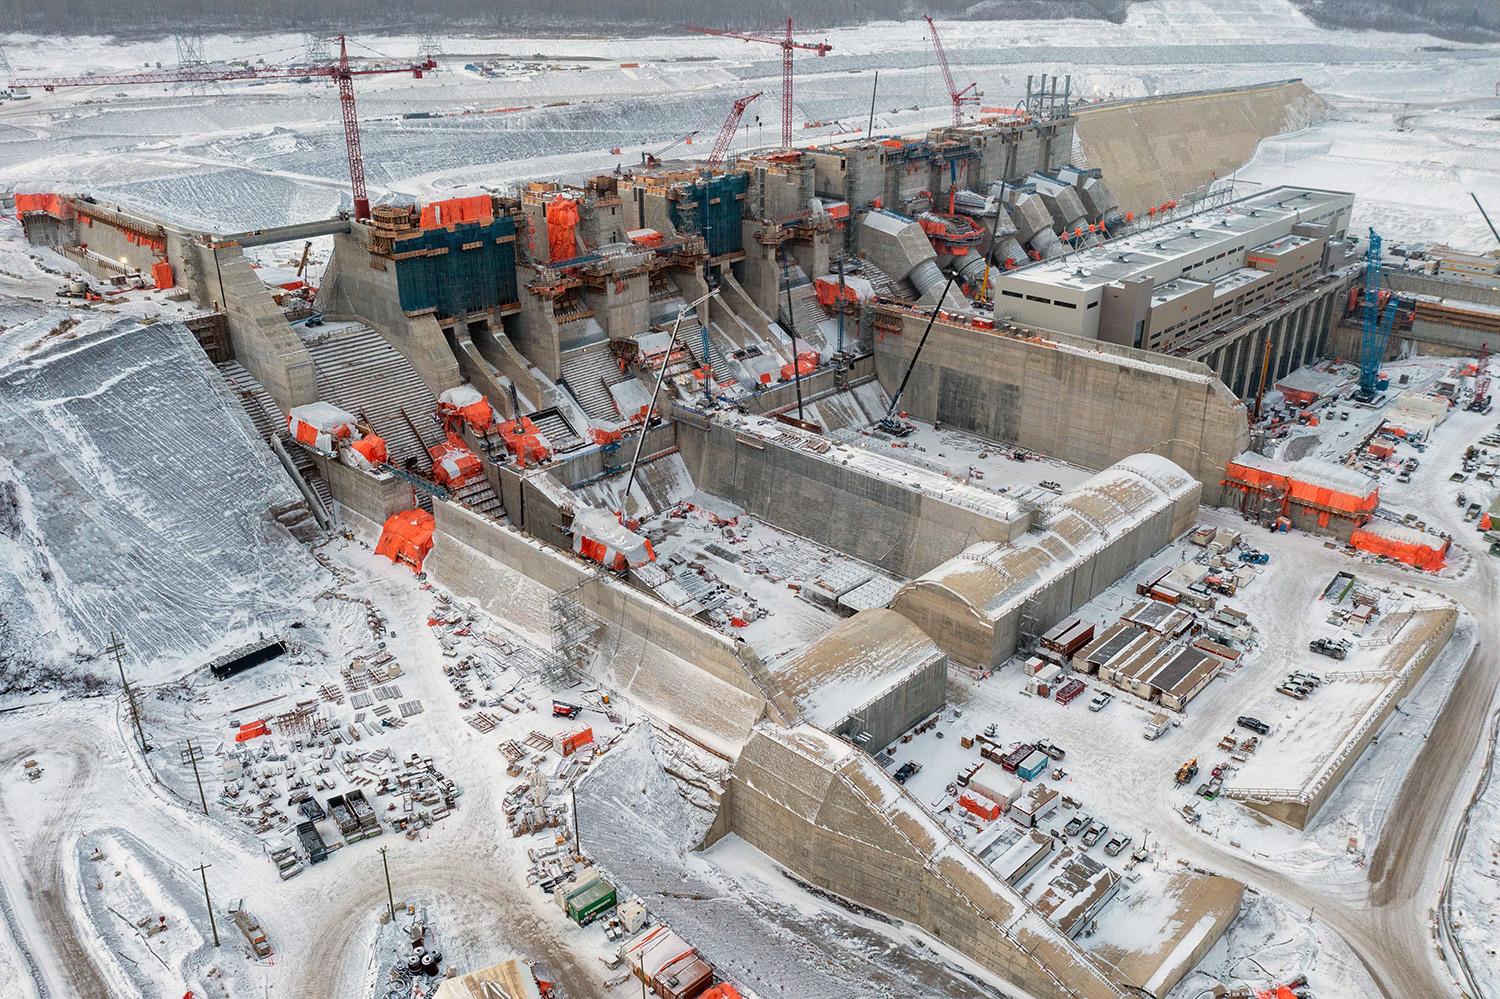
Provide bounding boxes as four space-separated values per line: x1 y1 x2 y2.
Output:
707 92 762 169
11 36 435 220
684 19 832 150
1468 342 1491 412
641 129 700 168
1174 758 1198 786
1308 637 1349 660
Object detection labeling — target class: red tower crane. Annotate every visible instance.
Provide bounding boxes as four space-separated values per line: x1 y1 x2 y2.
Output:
924 15 979 127
708 92 763 168
9 35 435 221
684 20 832 151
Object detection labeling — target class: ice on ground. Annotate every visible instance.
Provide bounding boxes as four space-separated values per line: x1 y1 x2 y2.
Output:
0 316 326 691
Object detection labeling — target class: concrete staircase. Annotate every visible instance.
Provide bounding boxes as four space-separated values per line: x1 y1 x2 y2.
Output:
449 477 506 520
531 408 588 453
216 360 334 519
559 341 625 422
301 323 440 467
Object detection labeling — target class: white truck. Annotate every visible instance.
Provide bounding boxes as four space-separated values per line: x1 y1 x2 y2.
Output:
1143 712 1171 740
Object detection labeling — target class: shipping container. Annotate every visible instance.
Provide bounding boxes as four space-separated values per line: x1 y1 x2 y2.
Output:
1055 679 1086 705
1016 751 1050 781
564 877 617 926
1000 744 1034 772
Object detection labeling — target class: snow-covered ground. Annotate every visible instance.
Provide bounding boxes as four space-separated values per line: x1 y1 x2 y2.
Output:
1 0 1497 238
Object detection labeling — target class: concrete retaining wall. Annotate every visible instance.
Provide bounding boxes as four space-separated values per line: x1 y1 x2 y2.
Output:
310 452 415 529
716 728 1126 999
873 309 1249 504
429 501 768 708
1075 81 1328 214
674 418 1032 578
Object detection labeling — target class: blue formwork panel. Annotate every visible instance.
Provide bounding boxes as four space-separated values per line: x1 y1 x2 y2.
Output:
395 215 519 318
670 173 747 258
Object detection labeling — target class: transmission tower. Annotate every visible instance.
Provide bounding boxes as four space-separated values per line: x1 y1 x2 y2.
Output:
301 32 332 66
416 31 444 62
0 47 13 82
173 31 215 94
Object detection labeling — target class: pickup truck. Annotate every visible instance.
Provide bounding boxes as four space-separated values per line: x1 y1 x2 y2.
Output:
1308 637 1348 660
1064 814 1090 838
893 761 922 784
1089 692 1113 712
1104 834 1132 857
1033 740 1067 761
1082 822 1108 847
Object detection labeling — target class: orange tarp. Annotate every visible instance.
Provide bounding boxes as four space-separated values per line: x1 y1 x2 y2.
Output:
438 385 494 433
500 416 551 467
151 261 174 290
375 509 436 573
429 438 483 488
418 195 493 229
959 792 1001 820
701 987 743 999
780 350 820 381
1224 460 1377 518
1349 525 1448 571
349 434 388 467
545 197 580 262
235 720 269 742
14 192 67 219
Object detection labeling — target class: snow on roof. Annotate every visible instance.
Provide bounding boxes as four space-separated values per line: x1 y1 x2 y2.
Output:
289 400 356 430
773 608 943 729
903 453 1199 620
1230 450 1377 499
1358 518 1442 547
438 383 485 407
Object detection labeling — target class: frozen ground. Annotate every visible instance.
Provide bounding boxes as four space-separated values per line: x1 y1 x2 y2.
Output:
0 317 323 693
0 0 1497 236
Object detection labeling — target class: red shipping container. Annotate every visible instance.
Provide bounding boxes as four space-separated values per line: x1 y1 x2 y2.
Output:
1055 679 1086 705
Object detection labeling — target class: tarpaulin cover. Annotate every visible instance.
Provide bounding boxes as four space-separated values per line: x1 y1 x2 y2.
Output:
500 415 551 467
1367 442 1395 459
1224 457 1378 516
14 193 67 219
438 384 494 432
346 433 388 469
1349 521 1449 571
151 261 175 290
375 508 436 572
814 274 875 308
419 195 493 229
959 791 1001 820
701 987 743 999
288 402 356 452
780 350 821 381
429 437 484 488
573 507 654 571
545 197 580 263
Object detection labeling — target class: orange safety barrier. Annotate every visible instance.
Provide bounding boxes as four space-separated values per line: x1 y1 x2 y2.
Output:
545 197 580 262
418 194 493 229
375 509 436 573
1349 524 1448 571
151 261 175 290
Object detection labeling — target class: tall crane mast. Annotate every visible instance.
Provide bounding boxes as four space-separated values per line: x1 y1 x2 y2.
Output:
708 92 762 168
923 15 979 127
10 35 435 221
685 19 832 151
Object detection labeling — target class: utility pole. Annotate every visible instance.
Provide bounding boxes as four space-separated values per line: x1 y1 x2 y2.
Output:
106 631 148 753
571 786 582 856
184 740 208 814
379 846 396 921
867 70 879 137
194 863 219 947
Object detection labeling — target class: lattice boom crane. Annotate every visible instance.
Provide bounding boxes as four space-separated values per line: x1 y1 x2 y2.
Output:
685 20 832 151
708 92 763 168
924 15 979 127
10 35 435 221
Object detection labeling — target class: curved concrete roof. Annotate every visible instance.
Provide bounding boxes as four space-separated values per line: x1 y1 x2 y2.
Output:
773 608 943 729
896 453 1199 623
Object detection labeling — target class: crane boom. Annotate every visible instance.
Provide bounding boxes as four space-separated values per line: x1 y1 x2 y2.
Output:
708 92 762 167
685 20 831 151
924 15 978 127
10 34 434 221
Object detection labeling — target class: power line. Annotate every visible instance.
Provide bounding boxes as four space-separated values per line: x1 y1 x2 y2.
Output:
106 631 148 753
